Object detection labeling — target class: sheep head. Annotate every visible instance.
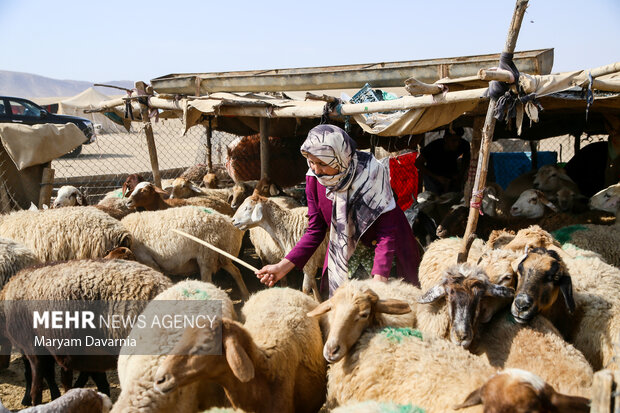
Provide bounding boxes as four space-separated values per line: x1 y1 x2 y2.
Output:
533 165 575 193
52 185 87 208
436 205 468 238
454 368 590 412
510 189 558 218
125 182 167 210
511 247 574 324
169 177 203 199
202 173 219 189
122 173 146 197
590 182 620 214
418 263 514 349
231 193 267 231
154 318 254 395
307 281 410 363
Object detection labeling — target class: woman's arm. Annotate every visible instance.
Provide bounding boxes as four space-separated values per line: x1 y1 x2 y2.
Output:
368 209 398 280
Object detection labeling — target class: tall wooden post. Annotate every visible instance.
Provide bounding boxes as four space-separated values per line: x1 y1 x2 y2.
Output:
260 117 270 181
135 81 161 188
464 117 485 204
458 0 529 262
206 117 213 172
38 163 54 208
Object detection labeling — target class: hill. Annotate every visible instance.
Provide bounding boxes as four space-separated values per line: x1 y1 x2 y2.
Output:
0 70 134 98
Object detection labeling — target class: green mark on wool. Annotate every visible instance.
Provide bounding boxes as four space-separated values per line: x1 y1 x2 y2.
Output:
191 206 214 214
354 401 426 413
181 288 210 300
381 327 423 343
552 225 587 244
112 189 123 198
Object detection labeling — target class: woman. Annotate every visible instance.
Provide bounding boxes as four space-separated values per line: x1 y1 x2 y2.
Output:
256 124 420 296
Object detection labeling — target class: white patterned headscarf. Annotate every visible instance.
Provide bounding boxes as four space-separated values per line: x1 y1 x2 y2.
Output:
301 125 396 294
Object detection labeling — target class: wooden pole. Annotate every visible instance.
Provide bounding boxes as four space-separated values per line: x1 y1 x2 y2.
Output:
205 117 213 172
457 0 529 263
38 164 54 208
260 117 270 181
464 117 485 204
135 81 162 188
477 68 515 82
404 77 445 95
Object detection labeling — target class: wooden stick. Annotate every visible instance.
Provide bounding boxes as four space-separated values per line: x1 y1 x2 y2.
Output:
305 92 338 103
458 0 529 263
171 229 260 273
477 68 515 83
404 77 444 95
38 165 54 209
93 83 132 92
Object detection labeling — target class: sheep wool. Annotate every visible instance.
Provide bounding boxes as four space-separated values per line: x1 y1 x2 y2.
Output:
0 207 131 262
0 237 39 287
113 280 236 413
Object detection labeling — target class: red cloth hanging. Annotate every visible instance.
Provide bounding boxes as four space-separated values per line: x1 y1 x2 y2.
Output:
389 152 418 211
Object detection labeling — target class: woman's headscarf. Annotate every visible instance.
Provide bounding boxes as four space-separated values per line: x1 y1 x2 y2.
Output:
301 125 395 294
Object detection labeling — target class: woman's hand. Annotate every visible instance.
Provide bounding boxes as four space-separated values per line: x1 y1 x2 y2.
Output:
372 274 389 282
256 259 295 287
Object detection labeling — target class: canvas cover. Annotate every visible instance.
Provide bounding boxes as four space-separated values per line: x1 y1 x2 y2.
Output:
0 123 85 170
59 87 128 131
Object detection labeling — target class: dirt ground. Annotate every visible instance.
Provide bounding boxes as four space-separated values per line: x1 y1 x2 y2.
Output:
0 236 317 411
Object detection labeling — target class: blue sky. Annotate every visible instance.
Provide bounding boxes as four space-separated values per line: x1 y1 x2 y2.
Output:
1 0 618 83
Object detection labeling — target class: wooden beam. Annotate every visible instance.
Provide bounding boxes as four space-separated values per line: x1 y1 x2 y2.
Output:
458 0 529 263
477 68 515 82
260 117 270 181
206 118 213 172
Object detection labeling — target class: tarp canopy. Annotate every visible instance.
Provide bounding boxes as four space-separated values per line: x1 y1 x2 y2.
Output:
0 123 85 170
59 87 125 131
178 64 620 141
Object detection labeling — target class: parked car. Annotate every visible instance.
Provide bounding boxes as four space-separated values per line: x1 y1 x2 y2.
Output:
0 96 96 157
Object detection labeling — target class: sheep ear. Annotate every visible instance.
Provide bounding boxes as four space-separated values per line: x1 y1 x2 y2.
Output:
155 186 169 195
122 183 129 197
558 274 575 314
511 253 528 274
224 334 255 383
227 194 234 204
453 386 483 410
418 284 446 304
307 300 331 317
77 193 87 206
250 203 263 222
375 299 411 315
536 190 559 212
485 284 515 299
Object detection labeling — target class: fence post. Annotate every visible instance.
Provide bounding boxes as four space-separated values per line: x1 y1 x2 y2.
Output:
38 164 54 208
260 117 270 181
135 81 162 188
206 117 213 172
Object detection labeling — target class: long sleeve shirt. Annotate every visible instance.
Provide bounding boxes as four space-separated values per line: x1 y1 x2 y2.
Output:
286 175 420 288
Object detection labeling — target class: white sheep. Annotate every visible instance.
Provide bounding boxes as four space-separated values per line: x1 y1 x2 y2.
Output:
120 205 249 300
52 185 133 220
0 237 39 288
590 182 620 218
326 326 494 412
153 288 327 413
232 194 325 301
0 207 131 262
307 279 420 362
168 177 231 203
0 259 172 406
112 280 235 413
0 388 113 413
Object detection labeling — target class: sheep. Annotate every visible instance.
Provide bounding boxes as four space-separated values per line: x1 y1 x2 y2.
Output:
403 199 437 249
126 182 234 216
551 223 620 267
415 263 592 399
179 164 210 185
202 173 219 189
168 177 231 204
0 207 131 262
0 388 113 413
153 288 327 413
0 259 172 406
307 279 420 362
232 194 324 301
436 199 614 240
112 280 235 413
509 246 620 370
51 185 134 220
590 182 620 218
498 170 536 214
228 179 282 210
120 205 249 300
533 164 580 197
0 237 39 290
103 246 136 261
509 189 560 218
454 368 590 413
325 326 494 412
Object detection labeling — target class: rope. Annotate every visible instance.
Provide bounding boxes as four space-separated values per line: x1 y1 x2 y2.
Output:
585 71 594 121
470 188 485 215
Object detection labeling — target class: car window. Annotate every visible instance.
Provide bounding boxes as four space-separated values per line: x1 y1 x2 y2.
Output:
0 103 5 115
9 99 41 117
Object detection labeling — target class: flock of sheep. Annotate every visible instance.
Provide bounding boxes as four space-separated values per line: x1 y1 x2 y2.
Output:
0 158 619 412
